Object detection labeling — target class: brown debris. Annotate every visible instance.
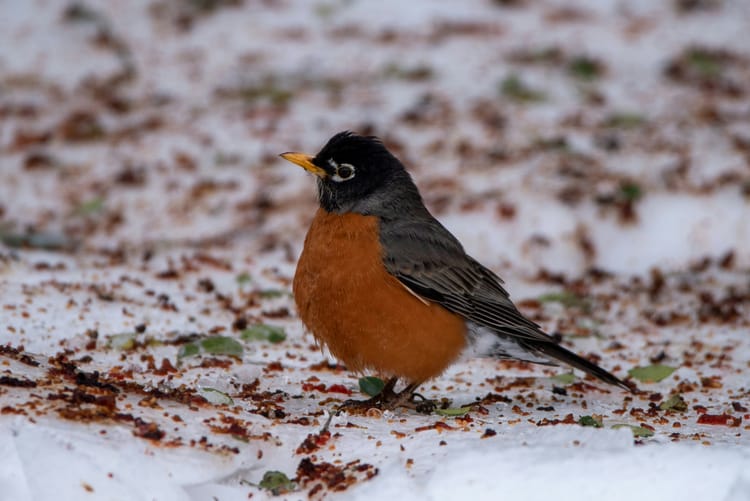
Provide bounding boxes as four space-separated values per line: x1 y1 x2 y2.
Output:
296 457 378 494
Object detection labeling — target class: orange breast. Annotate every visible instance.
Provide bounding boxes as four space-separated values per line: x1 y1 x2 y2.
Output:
293 209 466 383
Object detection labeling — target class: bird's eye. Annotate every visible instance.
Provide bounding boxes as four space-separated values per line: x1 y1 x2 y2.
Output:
332 163 355 182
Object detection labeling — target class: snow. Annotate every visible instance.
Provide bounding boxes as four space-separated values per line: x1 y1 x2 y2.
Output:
1 0 749 500
352 438 750 501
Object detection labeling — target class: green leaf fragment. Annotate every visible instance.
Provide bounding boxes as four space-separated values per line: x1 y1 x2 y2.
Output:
178 336 245 359
659 394 688 412
612 424 654 438
538 291 588 309
500 74 546 103
687 49 722 77
63 3 101 23
267 330 286 343
382 62 435 81
549 373 576 385
605 112 646 129
199 387 234 405
533 136 568 151
224 78 294 106
258 470 296 494
359 376 385 397
567 56 602 81
201 336 244 358
258 289 288 298
628 364 676 383
236 272 252 286
578 415 603 428
107 333 136 350
0 231 76 250
76 197 105 215
435 406 473 417
241 324 287 344
178 342 200 358
619 182 643 202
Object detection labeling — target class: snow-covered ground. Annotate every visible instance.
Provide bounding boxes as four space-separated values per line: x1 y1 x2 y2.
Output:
1 1 749 499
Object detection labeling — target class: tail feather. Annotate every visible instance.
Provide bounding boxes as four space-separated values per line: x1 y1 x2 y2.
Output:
528 340 633 392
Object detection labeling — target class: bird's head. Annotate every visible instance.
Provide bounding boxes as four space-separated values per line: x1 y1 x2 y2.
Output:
280 131 422 215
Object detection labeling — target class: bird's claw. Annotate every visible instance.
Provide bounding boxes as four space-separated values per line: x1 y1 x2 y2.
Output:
337 388 437 414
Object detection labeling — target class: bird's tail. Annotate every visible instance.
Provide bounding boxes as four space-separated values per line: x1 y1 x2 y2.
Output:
527 340 634 392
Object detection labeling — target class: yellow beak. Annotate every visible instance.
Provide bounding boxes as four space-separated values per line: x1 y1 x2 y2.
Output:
279 152 327 178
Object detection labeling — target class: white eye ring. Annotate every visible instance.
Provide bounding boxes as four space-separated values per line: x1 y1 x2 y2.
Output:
330 162 356 182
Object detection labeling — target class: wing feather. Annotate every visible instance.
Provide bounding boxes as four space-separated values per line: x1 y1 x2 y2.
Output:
380 218 549 343
378 216 631 391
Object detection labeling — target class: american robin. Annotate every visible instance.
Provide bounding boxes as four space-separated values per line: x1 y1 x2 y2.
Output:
281 131 631 410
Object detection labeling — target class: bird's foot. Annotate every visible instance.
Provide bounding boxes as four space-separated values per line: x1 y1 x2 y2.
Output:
337 377 399 414
337 379 435 414
338 393 392 412
339 390 433 414
395 392 437 414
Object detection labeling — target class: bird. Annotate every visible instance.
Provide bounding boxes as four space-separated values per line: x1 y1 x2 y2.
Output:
281 131 631 410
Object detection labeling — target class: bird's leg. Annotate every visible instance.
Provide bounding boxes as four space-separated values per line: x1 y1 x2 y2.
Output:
338 378 438 414
377 381 418 410
380 382 437 414
408 391 438 414
338 377 399 411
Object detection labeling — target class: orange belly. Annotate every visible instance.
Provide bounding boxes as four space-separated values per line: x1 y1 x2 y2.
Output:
293 209 466 384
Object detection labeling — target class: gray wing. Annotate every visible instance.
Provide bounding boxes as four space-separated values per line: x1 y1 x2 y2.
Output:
379 217 549 343
379 216 632 391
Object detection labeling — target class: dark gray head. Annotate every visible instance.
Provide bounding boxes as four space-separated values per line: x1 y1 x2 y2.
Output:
280 131 426 217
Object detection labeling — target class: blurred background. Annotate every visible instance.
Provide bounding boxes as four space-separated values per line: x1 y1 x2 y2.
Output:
2 3 750 498
1 0 749 276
